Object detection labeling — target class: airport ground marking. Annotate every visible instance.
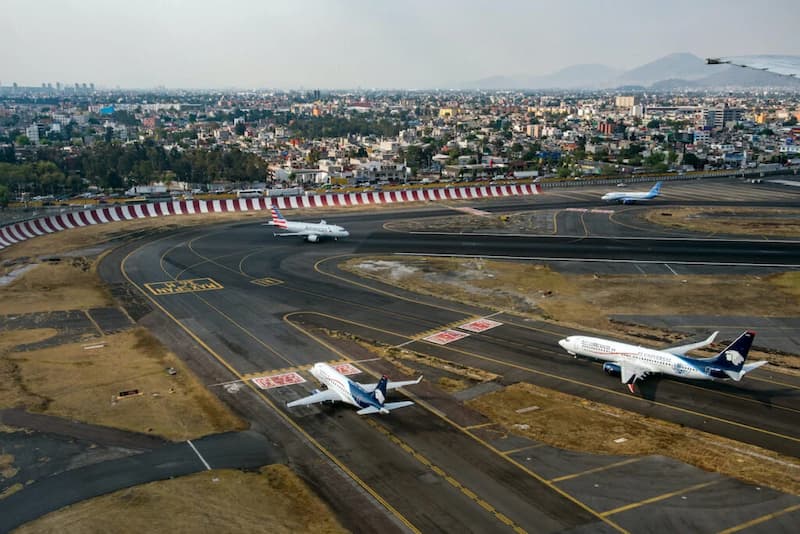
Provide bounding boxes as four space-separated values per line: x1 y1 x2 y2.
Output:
365 418 528 534
502 443 546 455
187 439 211 471
463 422 496 430
145 277 224 296
600 479 721 517
251 277 283 287
549 458 643 483
83 309 105 336
123 237 421 534
251 372 306 389
286 311 630 534
717 502 800 534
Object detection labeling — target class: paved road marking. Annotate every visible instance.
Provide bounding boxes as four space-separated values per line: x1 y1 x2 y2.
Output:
187 439 211 470
717 502 800 534
251 277 283 287
144 277 223 295
601 479 720 517
550 458 643 483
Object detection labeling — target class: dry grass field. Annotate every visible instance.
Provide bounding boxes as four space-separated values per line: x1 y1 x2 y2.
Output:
14 465 347 534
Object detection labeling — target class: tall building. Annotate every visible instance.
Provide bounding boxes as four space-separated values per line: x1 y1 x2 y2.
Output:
615 95 640 108
702 104 743 129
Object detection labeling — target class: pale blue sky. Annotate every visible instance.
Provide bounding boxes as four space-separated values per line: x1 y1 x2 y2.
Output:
2 0 798 89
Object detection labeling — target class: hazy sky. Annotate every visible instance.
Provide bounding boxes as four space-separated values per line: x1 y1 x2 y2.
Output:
2 0 798 89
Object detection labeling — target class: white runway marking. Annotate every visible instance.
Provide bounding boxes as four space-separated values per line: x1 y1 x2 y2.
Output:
187 439 211 470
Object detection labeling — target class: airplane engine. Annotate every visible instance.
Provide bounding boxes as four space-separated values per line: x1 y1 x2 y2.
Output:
603 363 622 377
306 234 320 243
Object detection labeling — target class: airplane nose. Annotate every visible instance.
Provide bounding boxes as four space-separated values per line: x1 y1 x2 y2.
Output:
558 338 568 349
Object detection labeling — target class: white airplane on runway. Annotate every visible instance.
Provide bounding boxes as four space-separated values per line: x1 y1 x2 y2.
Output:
601 181 662 204
286 362 423 415
558 330 767 393
266 206 349 242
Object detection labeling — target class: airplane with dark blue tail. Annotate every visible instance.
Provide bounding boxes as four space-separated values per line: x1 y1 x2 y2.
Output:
287 362 422 415
558 330 766 393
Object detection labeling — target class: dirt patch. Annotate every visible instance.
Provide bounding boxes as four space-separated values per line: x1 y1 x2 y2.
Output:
0 329 58 352
645 207 800 237
1 328 246 441
0 453 17 480
468 382 800 496
386 211 552 234
0 258 111 314
14 464 346 534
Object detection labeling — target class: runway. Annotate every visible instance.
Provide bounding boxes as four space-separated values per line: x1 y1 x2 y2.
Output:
102 177 800 532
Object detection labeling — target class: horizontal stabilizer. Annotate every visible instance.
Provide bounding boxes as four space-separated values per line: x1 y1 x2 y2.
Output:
356 401 414 415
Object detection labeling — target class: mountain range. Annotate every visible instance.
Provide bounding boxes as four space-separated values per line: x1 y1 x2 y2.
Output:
458 52 800 90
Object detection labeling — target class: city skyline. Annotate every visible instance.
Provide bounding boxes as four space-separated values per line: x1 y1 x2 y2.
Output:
2 0 800 90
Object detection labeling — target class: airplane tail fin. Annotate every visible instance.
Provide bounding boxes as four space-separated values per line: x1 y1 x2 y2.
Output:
701 330 756 379
270 206 288 229
649 181 662 196
372 375 389 406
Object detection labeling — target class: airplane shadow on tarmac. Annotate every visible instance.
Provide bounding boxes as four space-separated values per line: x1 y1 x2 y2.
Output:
638 375 793 408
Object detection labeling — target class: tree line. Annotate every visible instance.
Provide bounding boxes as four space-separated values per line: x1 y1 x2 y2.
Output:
0 141 269 200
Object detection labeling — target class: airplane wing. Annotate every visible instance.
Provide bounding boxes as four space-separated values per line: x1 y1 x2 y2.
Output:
706 55 800 78
619 361 650 392
273 231 312 237
663 331 718 356
361 376 423 392
286 388 339 407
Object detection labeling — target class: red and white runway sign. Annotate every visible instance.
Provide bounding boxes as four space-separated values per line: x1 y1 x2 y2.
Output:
0 184 541 251
332 363 362 375
424 329 470 345
251 372 306 389
459 318 503 333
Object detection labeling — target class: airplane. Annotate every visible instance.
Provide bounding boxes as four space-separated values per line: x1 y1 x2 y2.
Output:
286 362 423 415
266 206 349 242
558 330 767 393
601 181 662 204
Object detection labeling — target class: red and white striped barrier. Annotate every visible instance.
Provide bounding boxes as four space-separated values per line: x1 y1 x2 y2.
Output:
0 183 540 251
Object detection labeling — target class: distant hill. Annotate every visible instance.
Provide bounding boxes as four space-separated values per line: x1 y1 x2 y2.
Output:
615 52 711 86
457 52 800 90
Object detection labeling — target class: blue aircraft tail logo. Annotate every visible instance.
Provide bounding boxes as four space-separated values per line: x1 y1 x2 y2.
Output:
373 376 388 405
707 331 754 371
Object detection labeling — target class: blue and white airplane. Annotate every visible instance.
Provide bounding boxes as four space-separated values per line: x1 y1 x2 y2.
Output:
601 181 662 204
286 362 422 415
558 330 766 393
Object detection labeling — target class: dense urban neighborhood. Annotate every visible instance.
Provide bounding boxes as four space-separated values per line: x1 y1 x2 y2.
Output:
1 85 799 207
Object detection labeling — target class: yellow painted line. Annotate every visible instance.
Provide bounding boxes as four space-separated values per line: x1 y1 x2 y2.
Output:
717 503 800 534
601 480 720 517
121 236 421 534
551 210 560 235
502 443 545 456
463 422 496 430
550 458 643 483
